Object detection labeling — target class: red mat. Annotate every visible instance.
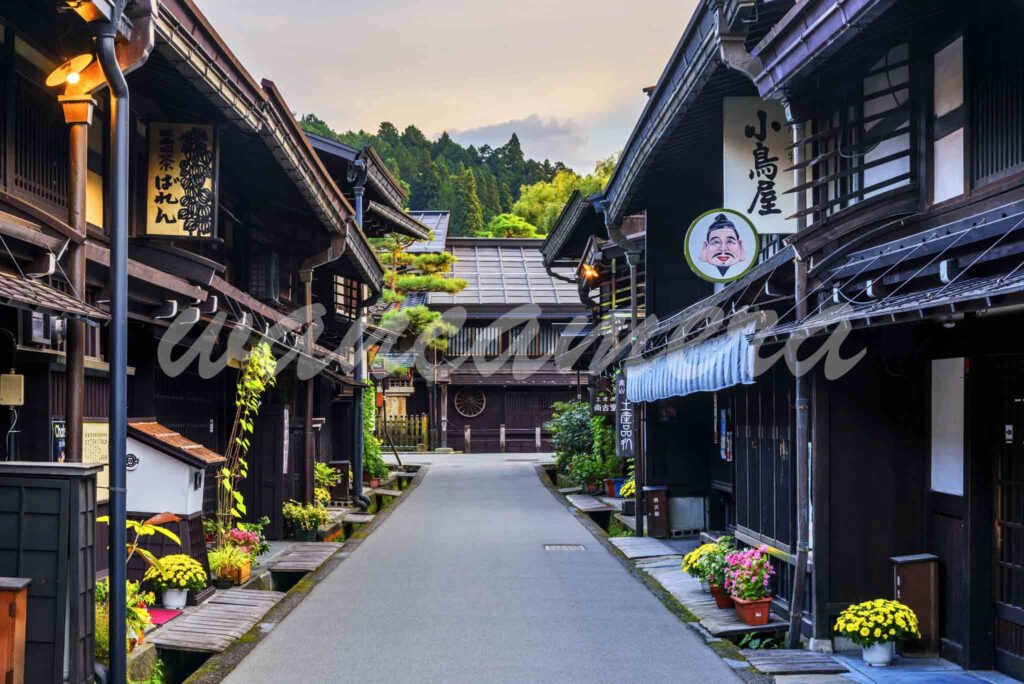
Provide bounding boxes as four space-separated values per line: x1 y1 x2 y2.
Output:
147 608 182 626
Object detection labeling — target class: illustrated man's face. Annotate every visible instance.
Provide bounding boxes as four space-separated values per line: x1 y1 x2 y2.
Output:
700 227 745 269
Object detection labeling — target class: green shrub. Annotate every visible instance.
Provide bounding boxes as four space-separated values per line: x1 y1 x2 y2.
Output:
545 401 592 473
282 500 329 532
568 450 613 486
363 381 390 479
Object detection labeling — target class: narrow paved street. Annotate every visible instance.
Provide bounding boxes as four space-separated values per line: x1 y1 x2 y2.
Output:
225 454 739 684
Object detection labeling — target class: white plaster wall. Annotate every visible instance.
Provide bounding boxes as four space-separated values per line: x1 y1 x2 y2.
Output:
126 437 204 515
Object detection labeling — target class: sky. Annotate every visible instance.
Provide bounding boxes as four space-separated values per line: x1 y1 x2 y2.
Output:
199 0 699 172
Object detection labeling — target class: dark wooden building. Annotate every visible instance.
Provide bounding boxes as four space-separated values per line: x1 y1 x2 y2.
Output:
398 217 587 453
553 0 1024 678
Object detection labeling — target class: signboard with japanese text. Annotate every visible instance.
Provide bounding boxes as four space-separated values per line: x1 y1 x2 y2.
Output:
146 123 218 238
53 420 110 500
723 97 796 234
590 376 615 417
615 374 635 460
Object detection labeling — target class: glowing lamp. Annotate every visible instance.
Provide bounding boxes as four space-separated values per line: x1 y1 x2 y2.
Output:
45 54 94 88
581 264 599 281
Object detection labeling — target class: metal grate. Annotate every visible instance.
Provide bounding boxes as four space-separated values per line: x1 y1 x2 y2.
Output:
544 544 585 551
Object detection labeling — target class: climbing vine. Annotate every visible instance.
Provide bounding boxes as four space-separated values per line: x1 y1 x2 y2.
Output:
217 342 277 544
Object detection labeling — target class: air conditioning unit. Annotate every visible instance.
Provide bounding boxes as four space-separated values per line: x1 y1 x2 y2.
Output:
669 497 706 536
22 310 53 345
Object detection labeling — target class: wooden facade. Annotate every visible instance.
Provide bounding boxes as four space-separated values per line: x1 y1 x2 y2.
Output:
546 0 1024 677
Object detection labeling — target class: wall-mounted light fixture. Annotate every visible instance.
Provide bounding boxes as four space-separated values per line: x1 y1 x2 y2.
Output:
580 264 599 281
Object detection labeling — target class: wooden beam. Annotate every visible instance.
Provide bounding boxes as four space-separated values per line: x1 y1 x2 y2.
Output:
86 242 207 301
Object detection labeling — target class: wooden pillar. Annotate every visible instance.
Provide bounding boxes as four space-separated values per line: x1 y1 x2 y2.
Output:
439 383 448 449
60 95 94 463
300 272 315 504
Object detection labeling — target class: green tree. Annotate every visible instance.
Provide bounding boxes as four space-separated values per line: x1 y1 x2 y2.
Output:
484 213 540 238
512 155 617 233
450 166 485 236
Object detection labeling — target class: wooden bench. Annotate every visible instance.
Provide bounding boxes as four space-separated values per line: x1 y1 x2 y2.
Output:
268 542 341 574
365 488 402 512
565 494 615 530
342 512 376 537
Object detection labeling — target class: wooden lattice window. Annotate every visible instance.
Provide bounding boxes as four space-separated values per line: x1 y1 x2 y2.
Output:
333 275 359 319
970 28 1024 187
12 70 68 209
797 44 915 225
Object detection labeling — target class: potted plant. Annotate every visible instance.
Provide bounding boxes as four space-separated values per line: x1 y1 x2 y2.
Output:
208 544 251 587
283 499 329 542
143 554 207 609
724 545 775 625
834 599 920 667
682 542 716 593
702 537 736 607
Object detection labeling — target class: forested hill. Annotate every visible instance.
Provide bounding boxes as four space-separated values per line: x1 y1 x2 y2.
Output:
300 114 573 238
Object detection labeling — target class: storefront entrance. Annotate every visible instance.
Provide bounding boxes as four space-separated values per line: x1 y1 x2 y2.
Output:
994 358 1024 679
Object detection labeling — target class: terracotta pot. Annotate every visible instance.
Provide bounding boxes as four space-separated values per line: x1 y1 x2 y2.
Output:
710 584 734 609
733 596 773 626
369 477 381 489
604 478 616 497
585 482 601 494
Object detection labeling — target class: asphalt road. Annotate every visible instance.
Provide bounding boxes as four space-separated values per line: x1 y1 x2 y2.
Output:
224 453 740 684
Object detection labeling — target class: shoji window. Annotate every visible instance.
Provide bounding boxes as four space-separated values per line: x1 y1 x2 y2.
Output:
932 37 965 203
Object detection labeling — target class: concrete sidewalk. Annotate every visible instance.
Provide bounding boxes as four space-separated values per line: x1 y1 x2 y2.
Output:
223 453 742 684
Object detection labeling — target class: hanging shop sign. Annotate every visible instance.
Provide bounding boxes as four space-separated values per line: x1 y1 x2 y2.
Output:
590 376 615 416
615 374 635 460
723 97 795 235
146 123 218 239
684 208 759 283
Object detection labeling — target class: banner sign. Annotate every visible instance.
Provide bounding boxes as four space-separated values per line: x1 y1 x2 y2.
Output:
615 374 635 460
146 123 218 238
684 208 759 283
723 97 795 235
52 419 110 500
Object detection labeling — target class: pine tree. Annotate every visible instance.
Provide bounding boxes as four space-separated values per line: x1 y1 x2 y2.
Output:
412 162 442 210
476 167 502 222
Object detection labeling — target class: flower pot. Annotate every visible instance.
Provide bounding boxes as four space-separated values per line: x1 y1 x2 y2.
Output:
862 641 895 667
219 558 252 586
585 482 601 494
161 588 188 610
700 580 709 593
612 478 626 497
733 596 773 626
294 528 318 542
369 478 381 489
710 584 734 609
213 577 233 590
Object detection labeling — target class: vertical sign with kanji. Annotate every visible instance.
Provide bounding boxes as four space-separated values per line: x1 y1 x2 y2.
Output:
146 123 217 238
723 98 795 234
615 374 635 460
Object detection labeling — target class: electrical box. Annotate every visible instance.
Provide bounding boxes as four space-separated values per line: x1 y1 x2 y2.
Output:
0 373 24 406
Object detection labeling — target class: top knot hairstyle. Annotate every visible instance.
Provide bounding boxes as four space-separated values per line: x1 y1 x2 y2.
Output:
706 213 740 241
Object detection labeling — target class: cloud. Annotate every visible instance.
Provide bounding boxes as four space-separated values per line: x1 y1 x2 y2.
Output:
449 115 591 170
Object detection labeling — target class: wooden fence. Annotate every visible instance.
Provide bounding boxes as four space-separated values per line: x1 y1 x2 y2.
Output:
375 413 429 450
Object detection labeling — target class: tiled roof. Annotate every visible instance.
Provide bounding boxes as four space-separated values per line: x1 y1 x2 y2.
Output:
428 238 580 307
0 269 109 322
406 211 450 253
127 420 225 467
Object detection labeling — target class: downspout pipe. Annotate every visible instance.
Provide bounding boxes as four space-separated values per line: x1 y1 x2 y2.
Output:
348 161 370 510
298 234 347 504
720 16 811 648
95 10 130 683
598 200 645 536
784 97 810 649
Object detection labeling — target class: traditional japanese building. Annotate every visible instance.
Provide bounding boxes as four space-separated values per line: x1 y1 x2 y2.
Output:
552 0 1024 677
395 220 587 453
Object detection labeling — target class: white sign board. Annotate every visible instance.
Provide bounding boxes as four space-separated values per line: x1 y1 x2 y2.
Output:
723 97 796 235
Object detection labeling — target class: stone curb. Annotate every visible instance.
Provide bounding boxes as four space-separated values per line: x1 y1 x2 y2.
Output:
184 465 430 683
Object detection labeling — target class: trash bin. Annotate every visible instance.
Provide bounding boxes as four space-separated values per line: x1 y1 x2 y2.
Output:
643 485 669 538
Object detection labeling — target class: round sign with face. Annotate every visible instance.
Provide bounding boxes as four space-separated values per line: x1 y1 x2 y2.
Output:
684 209 760 283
